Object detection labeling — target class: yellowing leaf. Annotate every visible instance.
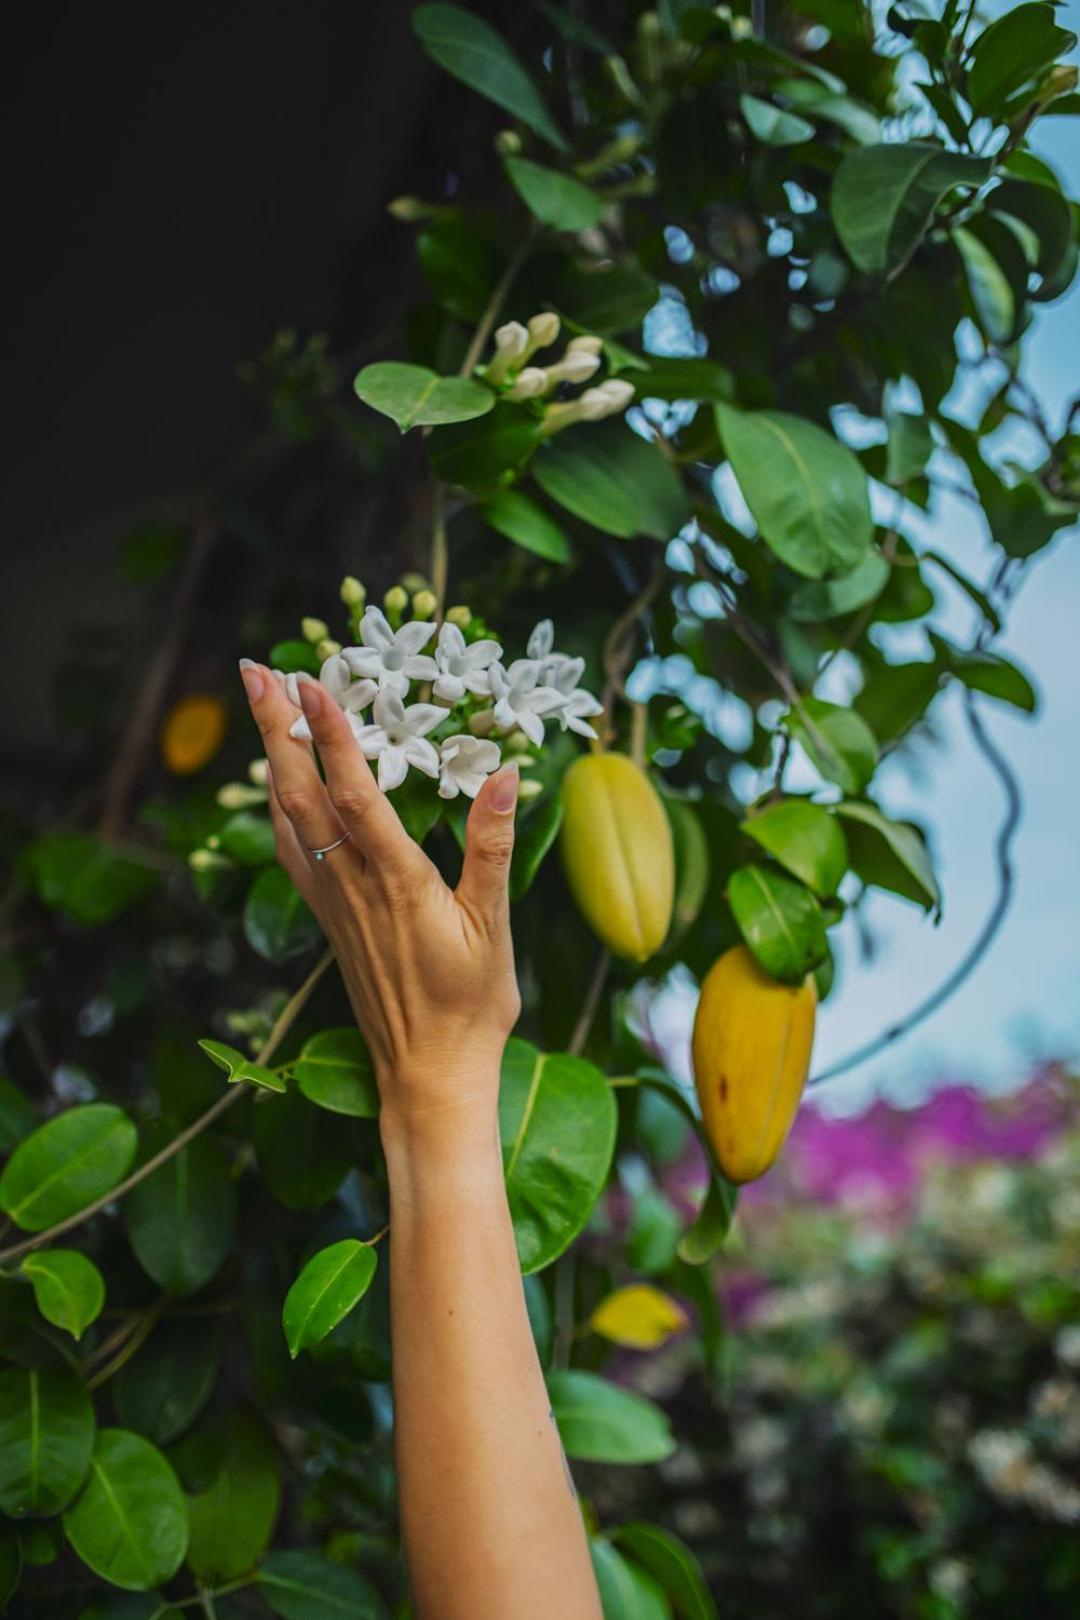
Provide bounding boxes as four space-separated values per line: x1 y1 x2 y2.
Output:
160 695 227 775
590 1284 689 1349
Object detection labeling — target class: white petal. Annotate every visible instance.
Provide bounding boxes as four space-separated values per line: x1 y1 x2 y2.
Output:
288 715 313 740
506 657 542 690
518 708 546 747
437 767 460 800
378 667 411 697
342 646 382 679
433 672 467 703
373 690 406 730
360 606 395 653
402 654 439 681
402 702 446 738
463 638 502 670
527 620 554 661
492 697 518 733
341 678 378 714
437 621 466 661
463 669 493 696
457 772 488 798
378 747 409 792
527 685 568 717
554 655 586 695
395 619 437 657
565 712 599 739
354 724 388 757
402 736 440 777
320 654 351 700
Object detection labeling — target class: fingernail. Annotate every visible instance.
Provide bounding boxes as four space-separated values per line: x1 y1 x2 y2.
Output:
239 659 264 701
491 766 519 813
297 673 324 719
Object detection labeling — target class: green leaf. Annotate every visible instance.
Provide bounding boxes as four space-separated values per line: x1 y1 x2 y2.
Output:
0 1103 138 1233
715 405 871 579
533 422 690 541
186 1411 280 1583
482 488 572 562
967 3 1076 116
741 801 848 897
740 93 815 145
547 1370 676 1464
218 810 275 866
268 638 321 676
788 547 890 621
26 833 157 927
631 356 734 403
831 143 991 274
835 800 939 912
510 789 565 900
283 1239 378 1358
243 867 322 964
253 1088 357 1210
429 402 542 493
954 219 1027 345
856 656 944 742
499 1038 618 1274
412 3 568 151
614 1522 719 1620
504 156 601 230
885 404 934 485
258 1548 384 1619
294 1028 380 1118
728 864 827 983
417 216 500 322
591 1538 673 1620
784 698 879 794
677 1173 737 1266
113 1319 219 1445
548 263 658 335
198 1036 287 1092
0 1365 95 1516
21 1251 105 1341
931 634 1038 712
665 799 710 940
63 1429 188 1592
0 1073 35 1154
0 1522 21 1610
353 361 493 432
776 77 882 144
125 1133 237 1296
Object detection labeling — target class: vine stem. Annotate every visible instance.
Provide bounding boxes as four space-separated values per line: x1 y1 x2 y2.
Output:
0 947 335 1266
86 1295 167 1390
568 948 611 1058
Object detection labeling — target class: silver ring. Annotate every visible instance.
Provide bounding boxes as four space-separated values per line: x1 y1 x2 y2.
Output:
308 831 351 862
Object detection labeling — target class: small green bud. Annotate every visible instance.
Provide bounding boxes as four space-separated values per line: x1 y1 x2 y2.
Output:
302 616 329 644
446 604 472 629
517 776 544 801
494 129 522 156
188 847 230 872
400 571 430 594
384 585 408 626
316 638 342 661
387 195 435 222
340 575 365 606
468 708 498 737
248 758 269 786
412 589 438 620
504 730 532 755
217 781 267 809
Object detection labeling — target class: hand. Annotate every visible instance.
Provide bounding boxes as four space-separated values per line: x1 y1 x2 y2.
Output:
238 660 522 1143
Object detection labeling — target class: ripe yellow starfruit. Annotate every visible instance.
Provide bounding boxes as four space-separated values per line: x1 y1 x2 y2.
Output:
691 944 816 1184
560 753 674 963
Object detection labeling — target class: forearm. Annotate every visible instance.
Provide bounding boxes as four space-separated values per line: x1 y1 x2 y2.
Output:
381 1078 602 1620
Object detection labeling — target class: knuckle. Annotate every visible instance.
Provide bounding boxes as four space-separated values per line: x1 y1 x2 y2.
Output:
275 786 313 823
478 827 515 866
328 785 376 825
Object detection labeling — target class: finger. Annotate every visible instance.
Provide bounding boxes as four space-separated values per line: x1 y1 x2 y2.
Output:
456 766 519 927
296 676 423 869
265 765 320 910
239 661 343 855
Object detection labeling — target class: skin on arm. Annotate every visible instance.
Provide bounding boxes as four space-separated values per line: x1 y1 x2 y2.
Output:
239 659 603 1620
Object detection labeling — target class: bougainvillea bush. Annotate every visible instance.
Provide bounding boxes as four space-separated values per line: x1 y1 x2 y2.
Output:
1 2 1078 1614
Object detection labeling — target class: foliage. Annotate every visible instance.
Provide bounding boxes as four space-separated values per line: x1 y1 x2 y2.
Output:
1 2 1078 1613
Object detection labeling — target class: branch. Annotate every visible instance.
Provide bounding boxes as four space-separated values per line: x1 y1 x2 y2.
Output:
568 948 611 1057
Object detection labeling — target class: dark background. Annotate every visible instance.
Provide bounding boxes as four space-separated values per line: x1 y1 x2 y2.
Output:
2 0 516 759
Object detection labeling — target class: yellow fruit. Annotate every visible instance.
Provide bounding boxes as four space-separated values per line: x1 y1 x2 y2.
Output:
560 754 674 962
691 944 816 1184
590 1284 689 1350
160 695 228 776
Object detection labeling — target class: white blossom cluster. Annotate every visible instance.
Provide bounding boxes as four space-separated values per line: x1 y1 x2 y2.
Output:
483 313 635 436
274 611 602 799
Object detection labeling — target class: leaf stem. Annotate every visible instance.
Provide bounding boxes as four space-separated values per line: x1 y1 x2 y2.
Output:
568 948 611 1058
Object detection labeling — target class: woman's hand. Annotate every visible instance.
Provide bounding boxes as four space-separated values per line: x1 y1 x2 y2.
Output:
238 659 521 1143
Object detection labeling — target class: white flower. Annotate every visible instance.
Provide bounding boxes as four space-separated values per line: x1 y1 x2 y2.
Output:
280 654 377 741
341 606 437 695
526 619 575 682
524 624 603 738
437 734 502 799
432 622 503 703
353 689 445 792
488 659 565 747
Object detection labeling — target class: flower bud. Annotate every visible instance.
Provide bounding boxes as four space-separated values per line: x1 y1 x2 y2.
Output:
526 311 561 354
567 334 604 356
340 575 365 606
446 604 472 629
189 847 230 872
248 758 270 786
468 707 498 736
504 730 532 755
400 571 430 594
543 350 602 390
595 378 636 412
517 776 544 801
316 638 342 661
505 366 549 401
412 589 438 620
216 782 268 810
486 321 530 386
384 585 408 623
576 388 613 422
494 129 522 155
387 195 436 221
302 616 330 645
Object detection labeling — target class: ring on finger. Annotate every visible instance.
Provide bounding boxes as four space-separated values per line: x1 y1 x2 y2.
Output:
307 831 352 862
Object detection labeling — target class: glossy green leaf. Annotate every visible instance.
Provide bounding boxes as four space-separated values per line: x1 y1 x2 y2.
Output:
885 405 934 485
353 361 493 432
0 1074 36 1154
429 402 542 493
784 698 879 794
243 867 322 964
835 800 940 912
990 177 1074 280
187 1411 280 1583
548 263 658 336
677 1173 738 1266
856 657 944 742
499 1038 618 1274
417 216 500 321
0 1365 94 1516
831 143 991 273
716 405 871 579
740 93 814 145
776 77 881 144
968 3 1076 116
125 1132 236 1296
253 1088 357 1210
21 1250 105 1341
547 1370 676 1464
631 356 734 403
63 1429 188 1592
728 864 827 983
294 1027 379 1117
198 1036 286 1092
741 801 848 897
217 810 275 867
788 546 890 621
482 488 572 562
258 1548 384 1619
113 1319 219 1445
932 634 1038 711
412 4 568 151
0 1103 138 1233
26 834 157 926
268 638 321 676
665 798 710 939
614 1522 719 1620
591 1538 673 1620
510 788 565 900
0 1522 20 1610
954 220 1026 345
504 157 601 230
533 422 690 541
922 552 1001 633
283 1239 378 1358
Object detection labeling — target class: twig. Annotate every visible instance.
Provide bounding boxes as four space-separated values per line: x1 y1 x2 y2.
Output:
457 229 536 383
568 948 611 1057
600 559 666 740
694 551 800 705
430 484 448 618
0 947 335 1264
86 1295 168 1389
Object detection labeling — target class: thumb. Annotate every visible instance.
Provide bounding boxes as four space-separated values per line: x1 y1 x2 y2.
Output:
457 766 519 925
